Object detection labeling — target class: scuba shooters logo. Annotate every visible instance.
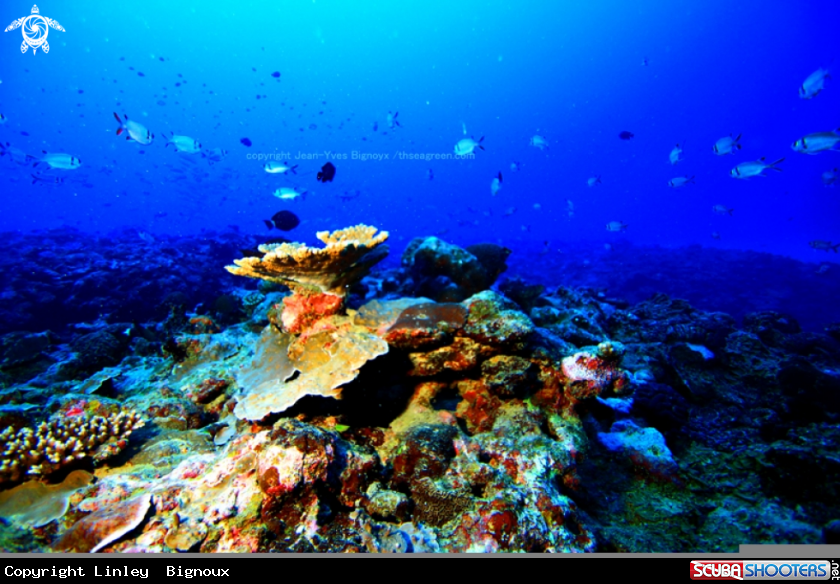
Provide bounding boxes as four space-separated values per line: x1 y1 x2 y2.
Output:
5 5 65 54
690 560 834 580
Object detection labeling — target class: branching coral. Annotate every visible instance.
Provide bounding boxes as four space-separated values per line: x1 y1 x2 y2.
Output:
0 410 145 483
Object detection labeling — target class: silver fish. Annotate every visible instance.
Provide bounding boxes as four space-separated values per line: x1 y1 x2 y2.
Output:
264 161 298 174
791 129 840 154
712 205 733 216
606 221 627 232
454 136 484 155
799 67 830 99
273 187 306 201
113 112 154 145
166 133 202 154
730 157 784 179
530 135 549 150
668 175 695 188
490 171 502 196
822 168 838 187
669 143 684 165
36 151 81 170
713 133 742 155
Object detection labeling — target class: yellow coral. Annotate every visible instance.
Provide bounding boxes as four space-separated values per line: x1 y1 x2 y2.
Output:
225 225 389 296
234 320 388 421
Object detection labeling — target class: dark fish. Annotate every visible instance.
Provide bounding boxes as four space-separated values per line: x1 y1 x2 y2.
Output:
271 71 280 78
264 237 291 245
138 72 145 77
30 173 63 185
270 210 300 231
159 57 165 62
317 162 336 183
239 248 264 259
372 122 378 132
619 131 634 140
309 124 317 130
20 131 29 136
78 89 84 94
240 137 252 147
263 219 274 230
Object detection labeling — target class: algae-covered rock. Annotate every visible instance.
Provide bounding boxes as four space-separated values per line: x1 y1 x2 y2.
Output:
0 470 94 528
462 291 534 349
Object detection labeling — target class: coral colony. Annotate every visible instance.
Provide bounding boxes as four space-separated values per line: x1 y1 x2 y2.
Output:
0 225 837 553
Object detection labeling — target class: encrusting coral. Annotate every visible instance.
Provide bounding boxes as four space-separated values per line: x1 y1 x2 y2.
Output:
0 410 145 484
226 225 389 334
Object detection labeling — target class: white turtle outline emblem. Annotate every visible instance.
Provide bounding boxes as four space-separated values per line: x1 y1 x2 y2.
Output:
5 5 64 55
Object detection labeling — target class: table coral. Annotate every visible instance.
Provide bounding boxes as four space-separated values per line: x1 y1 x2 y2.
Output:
0 410 145 483
226 225 389 334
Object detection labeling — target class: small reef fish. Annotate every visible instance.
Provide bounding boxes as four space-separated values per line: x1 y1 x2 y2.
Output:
0 114 6 124
462 122 467 136
712 205 733 216
113 113 154 145
669 143 684 165
587 176 601 187
799 68 830 99
510 161 521 172
816 264 830 275
713 133 742 155
668 175 695 188
166 133 202 154
503 207 516 216
730 157 784 179
618 131 634 140
566 199 574 218
427 168 434 181
822 168 839 187
530 135 549 150
606 221 628 232
264 161 298 175
711 232 721 240
273 187 306 201
809 240 839 253
35 152 81 170
454 136 484 155
30 173 63 185
203 148 228 163
0 142 35 165
490 172 503 196
387 111 401 129
791 129 840 154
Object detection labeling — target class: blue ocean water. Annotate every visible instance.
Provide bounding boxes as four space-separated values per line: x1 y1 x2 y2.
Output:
1 0 837 257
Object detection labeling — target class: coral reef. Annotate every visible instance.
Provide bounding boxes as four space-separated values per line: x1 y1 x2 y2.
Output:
0 233 838 554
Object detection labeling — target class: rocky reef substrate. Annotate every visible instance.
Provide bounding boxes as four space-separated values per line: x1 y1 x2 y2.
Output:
0 228 838 553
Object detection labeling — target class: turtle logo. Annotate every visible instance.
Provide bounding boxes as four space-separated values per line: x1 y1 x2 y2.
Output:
5 5 64 55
